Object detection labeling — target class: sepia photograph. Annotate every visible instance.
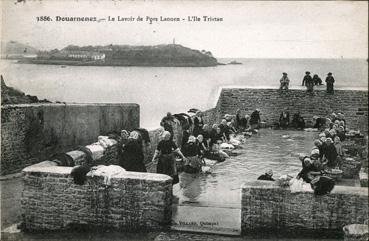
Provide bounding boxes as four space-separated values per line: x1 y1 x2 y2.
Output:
0 0 368 240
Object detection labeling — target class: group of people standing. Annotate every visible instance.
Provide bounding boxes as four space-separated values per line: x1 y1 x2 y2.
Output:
302 71 335 93
279 72 336 93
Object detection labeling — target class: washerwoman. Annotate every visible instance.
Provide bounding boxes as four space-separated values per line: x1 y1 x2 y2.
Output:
120 131 146 172
152 131 187 184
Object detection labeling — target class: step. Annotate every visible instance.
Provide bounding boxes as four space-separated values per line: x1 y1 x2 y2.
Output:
171 205 241 236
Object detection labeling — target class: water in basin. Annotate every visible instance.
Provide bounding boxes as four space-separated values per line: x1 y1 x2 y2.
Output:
174 129 318 208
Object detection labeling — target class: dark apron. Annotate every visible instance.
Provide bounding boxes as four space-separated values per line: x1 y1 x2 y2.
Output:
157 153 179 184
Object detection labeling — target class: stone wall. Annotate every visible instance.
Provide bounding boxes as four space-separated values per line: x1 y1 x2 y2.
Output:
1 103 139 175
21 162 172 232
241 181 368 235
211 88 368 131
202 107 221 125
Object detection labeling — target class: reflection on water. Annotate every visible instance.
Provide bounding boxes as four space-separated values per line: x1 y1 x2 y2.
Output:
174 129 317 207
180 173 203 203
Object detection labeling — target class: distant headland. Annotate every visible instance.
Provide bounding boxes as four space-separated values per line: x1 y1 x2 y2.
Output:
2 41 220 67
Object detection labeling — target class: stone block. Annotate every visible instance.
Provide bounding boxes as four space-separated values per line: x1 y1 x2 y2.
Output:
241 181 368 234
21 162 172 232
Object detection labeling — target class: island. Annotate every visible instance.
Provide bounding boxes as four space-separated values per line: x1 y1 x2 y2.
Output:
227 60 242 65
14 43 219 67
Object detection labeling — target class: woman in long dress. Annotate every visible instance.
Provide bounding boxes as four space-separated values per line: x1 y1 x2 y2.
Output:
152 131 187 184
120 131 146 172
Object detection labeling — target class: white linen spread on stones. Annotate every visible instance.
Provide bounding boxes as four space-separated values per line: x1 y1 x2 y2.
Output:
85 136 117 161
289 177 313 193
98 136 117 148
85 143 105 160
88 165 126 185
220 143 235 149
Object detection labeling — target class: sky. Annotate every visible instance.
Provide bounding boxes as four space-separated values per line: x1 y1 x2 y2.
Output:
1 0 368 58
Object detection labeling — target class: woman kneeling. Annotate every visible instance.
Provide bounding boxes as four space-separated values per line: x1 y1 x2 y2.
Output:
182 135 204 174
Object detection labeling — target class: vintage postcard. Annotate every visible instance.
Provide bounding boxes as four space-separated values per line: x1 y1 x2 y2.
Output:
1 1 368 241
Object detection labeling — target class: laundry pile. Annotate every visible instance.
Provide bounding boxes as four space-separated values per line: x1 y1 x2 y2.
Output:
87 165 126 185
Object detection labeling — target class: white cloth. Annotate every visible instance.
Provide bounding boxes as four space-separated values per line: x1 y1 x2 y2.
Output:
98 136 116 148
218 150 230 158
204 159 217 166
85 143 105 160
201 166 211 174
220 143 235 149
229 137 241 146
88 165 126 185
289 178 312 193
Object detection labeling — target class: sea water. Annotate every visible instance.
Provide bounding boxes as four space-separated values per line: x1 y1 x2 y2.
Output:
1 58 367 129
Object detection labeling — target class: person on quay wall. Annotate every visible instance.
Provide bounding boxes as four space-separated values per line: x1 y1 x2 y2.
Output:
313 74 323 86
119 131 146 172
279 72 290 90
325 72 335 94
152 131 187 184
257 169 275 181
302 71 314 92
181 135 204 174
279 109 290 129
249 109 261 131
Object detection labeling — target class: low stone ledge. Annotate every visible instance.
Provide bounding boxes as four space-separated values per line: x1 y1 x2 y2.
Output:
21 163 173 232
22 161 71 176
241 180 368 235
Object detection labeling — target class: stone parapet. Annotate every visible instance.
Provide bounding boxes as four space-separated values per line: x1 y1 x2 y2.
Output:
241 181 368 235
212 88 368 131
21 162 172 232
1 103 139 175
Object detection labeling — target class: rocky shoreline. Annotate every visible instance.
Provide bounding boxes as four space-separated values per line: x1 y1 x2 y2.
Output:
1 76 51 105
